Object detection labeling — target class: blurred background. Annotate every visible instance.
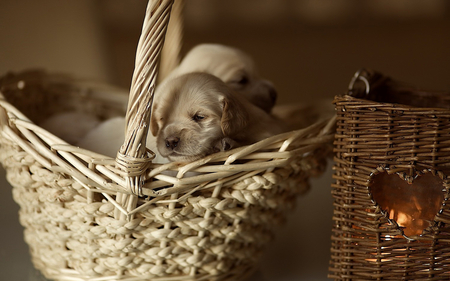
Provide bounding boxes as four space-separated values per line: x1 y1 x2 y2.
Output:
1 0 450 280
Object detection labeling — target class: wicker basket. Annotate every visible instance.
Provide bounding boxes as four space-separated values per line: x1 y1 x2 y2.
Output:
0 1 335 280
329 69 450 280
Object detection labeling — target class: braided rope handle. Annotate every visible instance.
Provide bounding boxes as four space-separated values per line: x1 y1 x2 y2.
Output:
115 0 175 196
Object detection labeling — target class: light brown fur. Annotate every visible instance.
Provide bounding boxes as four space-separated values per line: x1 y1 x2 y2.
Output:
167 43 277 113
150 73 285 162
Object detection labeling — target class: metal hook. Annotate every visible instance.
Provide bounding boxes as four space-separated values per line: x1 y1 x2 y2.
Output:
348 68 371 96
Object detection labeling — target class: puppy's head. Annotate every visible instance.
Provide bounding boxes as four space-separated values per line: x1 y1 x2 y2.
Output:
150 73 249 162
173 44 277 113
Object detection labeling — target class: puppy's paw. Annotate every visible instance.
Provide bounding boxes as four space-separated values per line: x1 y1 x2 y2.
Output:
215 137 238 152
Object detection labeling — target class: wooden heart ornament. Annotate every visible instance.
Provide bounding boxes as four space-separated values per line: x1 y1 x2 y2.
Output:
369 171 446 237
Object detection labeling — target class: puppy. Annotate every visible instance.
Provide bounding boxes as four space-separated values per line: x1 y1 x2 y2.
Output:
167 43 277 113
150 72 285 162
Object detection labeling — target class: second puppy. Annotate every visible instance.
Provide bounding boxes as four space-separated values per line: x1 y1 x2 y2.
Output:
167 44 277 113
151 72 285 162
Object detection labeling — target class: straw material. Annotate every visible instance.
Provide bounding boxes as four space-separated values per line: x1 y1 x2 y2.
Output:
157 0 184 84
0 69 334 280
0 0 335 280
329 69 450 280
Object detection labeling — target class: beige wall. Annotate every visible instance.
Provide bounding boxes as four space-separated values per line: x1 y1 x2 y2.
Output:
0 0 111 81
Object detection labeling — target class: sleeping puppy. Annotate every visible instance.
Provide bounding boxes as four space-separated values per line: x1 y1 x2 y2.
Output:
151 72 285 162
167 43 277 113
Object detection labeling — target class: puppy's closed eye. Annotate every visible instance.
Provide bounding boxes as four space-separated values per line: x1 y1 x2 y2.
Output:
192 113 205 122
231 75 250 88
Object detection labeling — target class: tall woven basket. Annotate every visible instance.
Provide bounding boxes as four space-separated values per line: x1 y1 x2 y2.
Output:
0 1 335 280
329 69 450 280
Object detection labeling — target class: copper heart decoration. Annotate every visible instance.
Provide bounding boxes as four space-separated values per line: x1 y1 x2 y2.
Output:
369 171 446 237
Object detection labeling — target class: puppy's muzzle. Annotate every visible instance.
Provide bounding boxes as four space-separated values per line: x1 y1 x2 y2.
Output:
254 80 277 112
268 86 277 103
165 136 180 150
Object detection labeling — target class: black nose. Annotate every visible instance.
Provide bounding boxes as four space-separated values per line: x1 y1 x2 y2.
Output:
269 87 277 103
165 136 180 149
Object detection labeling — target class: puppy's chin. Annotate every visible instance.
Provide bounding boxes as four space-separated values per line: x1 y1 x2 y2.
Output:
157 140 220 163
162 148 219 163
162 138 236 162
166 153 205 163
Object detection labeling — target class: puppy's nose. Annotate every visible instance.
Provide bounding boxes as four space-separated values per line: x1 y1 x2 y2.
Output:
261 80 278 104
269 87 277 103
165 136 180 149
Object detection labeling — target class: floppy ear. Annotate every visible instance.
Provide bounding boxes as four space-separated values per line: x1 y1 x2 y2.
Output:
220 94 249 137
149 103 159 137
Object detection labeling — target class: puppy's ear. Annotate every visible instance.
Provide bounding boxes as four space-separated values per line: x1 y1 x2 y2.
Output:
220 94 249 137
149 103 159 136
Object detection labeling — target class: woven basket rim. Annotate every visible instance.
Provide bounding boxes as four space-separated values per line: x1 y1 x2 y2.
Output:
335 94 450 112
0 69 336 201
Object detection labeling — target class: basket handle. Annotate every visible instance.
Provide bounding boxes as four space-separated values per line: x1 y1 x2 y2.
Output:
158 0 184 84
115 0 175 196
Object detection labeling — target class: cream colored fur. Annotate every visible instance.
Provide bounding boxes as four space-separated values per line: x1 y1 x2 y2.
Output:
150 72 285 162
167 43 277 113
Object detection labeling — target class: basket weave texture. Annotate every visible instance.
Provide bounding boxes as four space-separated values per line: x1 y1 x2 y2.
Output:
329 69 450 280
0 1 335 280
0 70 333 281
